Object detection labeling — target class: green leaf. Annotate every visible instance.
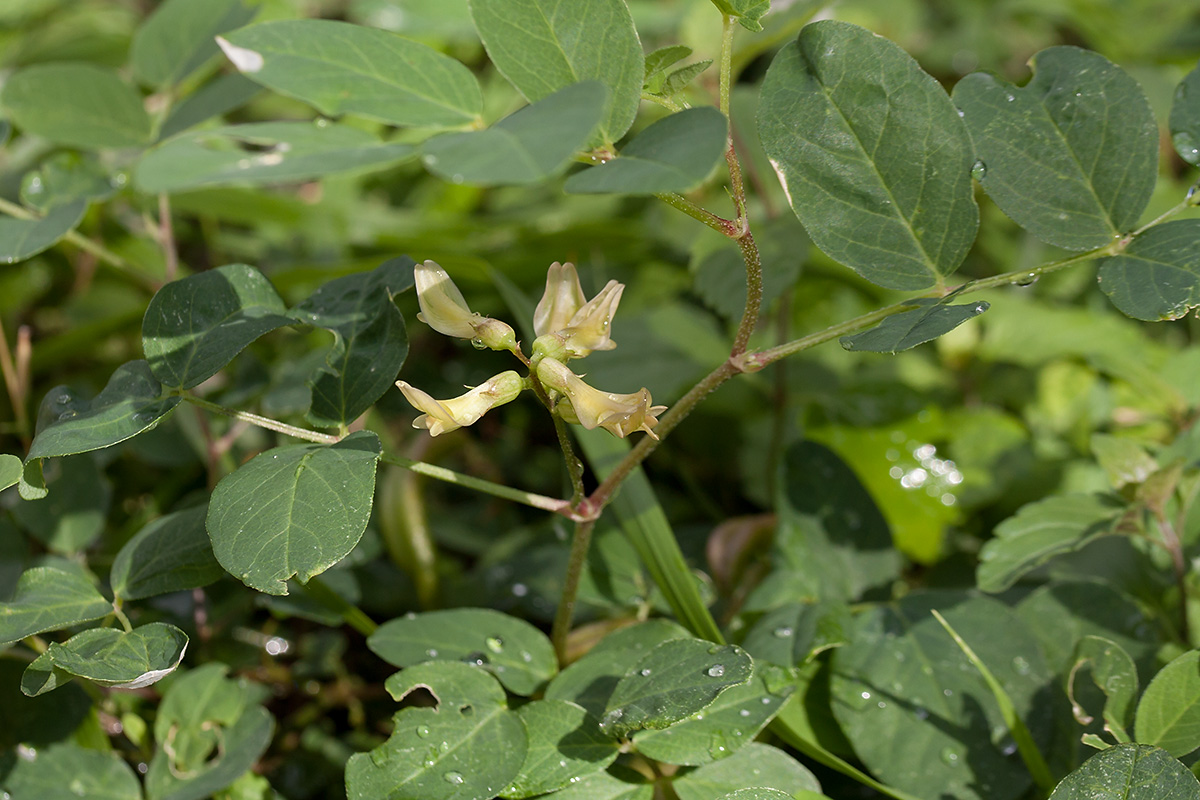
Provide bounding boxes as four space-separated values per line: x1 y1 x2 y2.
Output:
0 453 20 492
291 257 413 428
134 122 416 194
111 505 223 600
0 63 152 149
345 661 527 800
422 81 606 186
468 0 644 143
565 107 726 195
0 200 86 265
159 74 262 141
0 659 92 749
131 0 254 89
20 650 73 697
218 19 481 127
1069 636 1138 743
671 743 822 800
2 742 142 800
148 707 274 800
1097 220 1200 321
706 0 771 32
545 619 692 717
976 493 1124 592
500 700 619 798
207 431 382 595
1091 433 1158 488
27 361 178 464
758 20 978 290
1135 649 1200 757
953 47 1158 250
1170 65 1200 165
11 455 111 554
661 61 712 97
644 46 693 82
545 769 653 800
633 662 796 766
1048 744 1200 800
776 441 902 603
0 566 112 648
21 152 117 212
599 639 753 739
830 592 1052 800
367 607 556 696
841 299 990 354
740 602 851 668
47 622 188 689
142 264 293 389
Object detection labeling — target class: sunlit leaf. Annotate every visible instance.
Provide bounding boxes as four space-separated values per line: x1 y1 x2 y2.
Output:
1135 649 1200 757
47 622 188 689
672 743 822 800
1048 744 1200 800
501 700 618 798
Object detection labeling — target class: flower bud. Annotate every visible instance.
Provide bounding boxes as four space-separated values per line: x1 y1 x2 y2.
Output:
414 260 518 352
536 358 665 439
530 332 568 365
396 371 524 436
534 262 586 338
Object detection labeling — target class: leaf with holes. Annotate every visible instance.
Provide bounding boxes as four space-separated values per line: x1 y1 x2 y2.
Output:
207 431 382 595
759 21 978 290
953 47 1158 250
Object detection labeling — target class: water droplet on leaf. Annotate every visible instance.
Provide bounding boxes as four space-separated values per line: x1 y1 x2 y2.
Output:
707 664 726 678
443 771 465 785
971 160 987 181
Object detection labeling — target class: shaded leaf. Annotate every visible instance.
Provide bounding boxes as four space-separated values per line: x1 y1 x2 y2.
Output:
469 0 643 143
706 0 771 32
501 700 619 798
142 263 293 389
291 257 413 428
830 592 1052 800
159 74 261 141
644 46 693 82
0 64 151 149
207 431 382 595
148 694 272 800
841 299 989 354
1048 744 1200 800
218 19 481 127
135 122 415 194
672 743 822 800
1171 64 1200 165
759 21 977 290
368 607 556 696
48 622 188 689
0 454 20 492
600 639 753 739
2 742 142 800
740 602 851 668
111 505 223 601
1069 636 1137 743
976 493 1124 592
153 663 250 772
0 659 92 749
545 769 652 800
633 662 796 766
565 107 727 195
0 200 86 265
422 81 606 186
11 455 111 554
131 0 254 88
20 650 73 697
1134 649 1200 757
0 566 111 648
661 61 712 96
1098 220 1200 321
953 47 1158 250
346 662 527 800
21 153 116 212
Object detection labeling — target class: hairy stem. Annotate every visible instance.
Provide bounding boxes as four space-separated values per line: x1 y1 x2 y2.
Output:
551 519 596 663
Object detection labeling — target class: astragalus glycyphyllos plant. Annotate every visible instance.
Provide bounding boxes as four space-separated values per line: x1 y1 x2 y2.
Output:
2 0 1200 799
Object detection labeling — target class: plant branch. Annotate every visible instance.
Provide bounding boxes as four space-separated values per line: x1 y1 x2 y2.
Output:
551 519 596 663
381 452 574 517
158 193 179 283
653 192 734 235
182 394 341 444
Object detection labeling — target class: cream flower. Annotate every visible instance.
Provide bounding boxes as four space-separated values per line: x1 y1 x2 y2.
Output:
536 358 665 439
396 371 524 436
533 262 623 359
414 260 517 352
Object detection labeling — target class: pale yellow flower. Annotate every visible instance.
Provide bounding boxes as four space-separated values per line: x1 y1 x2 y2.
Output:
533 262 623 358
396 371 524 436
534 262 586 338
414 260 517 352
536 358 665 439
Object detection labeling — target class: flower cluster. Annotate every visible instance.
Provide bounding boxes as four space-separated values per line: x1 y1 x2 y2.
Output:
396 260 665 439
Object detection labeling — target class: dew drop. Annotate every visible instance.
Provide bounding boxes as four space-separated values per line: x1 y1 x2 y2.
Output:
1016 272 1038 286
486 636 504 654
707 664 726 678
416 725 431 738
941 747 961 765
443 771 465 785
739 709 751 717
426 648 439 658
970 160 987 181
861 691 872 700
639 668 652 677
772 626 793 638
1011 656 1031 675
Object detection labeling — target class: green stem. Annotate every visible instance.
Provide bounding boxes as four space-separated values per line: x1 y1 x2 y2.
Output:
719 14 735 118
301 576 378 637
381 453 573 517
551 519 596 663
0 196 157 291
112 604 134 634
653 192 734 235
182 394 341 444
641 92 686 112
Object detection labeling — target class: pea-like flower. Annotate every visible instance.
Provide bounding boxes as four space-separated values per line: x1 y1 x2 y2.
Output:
414 260 517 352
533 262 623 359
395 371 524 436
536 358 666 439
